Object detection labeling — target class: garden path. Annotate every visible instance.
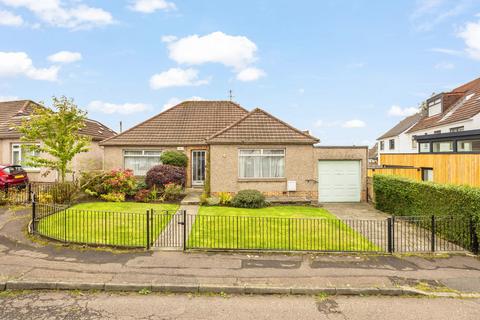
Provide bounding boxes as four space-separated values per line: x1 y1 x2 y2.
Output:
153 204 199 250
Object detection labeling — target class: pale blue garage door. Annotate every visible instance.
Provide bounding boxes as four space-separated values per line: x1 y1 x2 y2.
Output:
318 160 361 202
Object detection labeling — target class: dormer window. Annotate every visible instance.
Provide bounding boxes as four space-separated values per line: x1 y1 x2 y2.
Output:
427 97 442 117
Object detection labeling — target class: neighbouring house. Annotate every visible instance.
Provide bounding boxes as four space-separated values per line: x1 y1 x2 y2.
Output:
0 100 116 182
368 143 378 166
100 100 368 203
377 113 423 157
373 77 480 187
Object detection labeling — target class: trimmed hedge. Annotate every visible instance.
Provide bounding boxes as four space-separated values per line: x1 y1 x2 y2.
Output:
160 151 188 167
231 189 267 208
373 174 480 250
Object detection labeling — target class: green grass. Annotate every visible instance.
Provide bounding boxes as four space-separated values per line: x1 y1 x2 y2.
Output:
188 206 379 251
36 202 179 247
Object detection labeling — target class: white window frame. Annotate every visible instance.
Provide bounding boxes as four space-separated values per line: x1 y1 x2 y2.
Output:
12 143 40 171
238 149 285 179
123 149 162 176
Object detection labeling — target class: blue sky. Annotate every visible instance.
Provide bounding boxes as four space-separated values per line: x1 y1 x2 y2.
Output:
0 0 480 146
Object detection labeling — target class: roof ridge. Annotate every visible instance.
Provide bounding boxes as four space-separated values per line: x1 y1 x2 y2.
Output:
206 107 319 143
99 100 249 145
99 100 187 144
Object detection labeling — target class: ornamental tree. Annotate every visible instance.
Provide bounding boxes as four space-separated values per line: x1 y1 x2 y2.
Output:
16 96 91 182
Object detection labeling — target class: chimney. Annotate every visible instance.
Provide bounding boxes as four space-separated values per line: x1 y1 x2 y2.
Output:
119 121 123 133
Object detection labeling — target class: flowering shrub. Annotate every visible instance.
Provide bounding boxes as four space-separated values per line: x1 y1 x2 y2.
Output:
163 183 184 201
145 165 185 189
101 169 137 196
134 186 162 203
100 192 125 202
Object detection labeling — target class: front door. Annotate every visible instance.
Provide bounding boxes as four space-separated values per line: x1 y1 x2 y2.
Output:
191 150 206 186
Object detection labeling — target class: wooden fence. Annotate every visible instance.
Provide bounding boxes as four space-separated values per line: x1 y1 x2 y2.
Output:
379 153 480 187
367 167 421 180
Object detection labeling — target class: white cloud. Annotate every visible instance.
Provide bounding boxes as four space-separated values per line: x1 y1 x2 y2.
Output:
164 31 265 80
129 0 176 13
411 0 468 31
167 32 258 69
0 52 58 81
0 9 23 26
0 0 113 29
86 100 151 115
388 105 418 117
429 48 463 56
236 67 265 82
162 96 204 111
342 119 366 128
0 95 19 102
458 19 480 60
161 35 177 43
48 51 82 64
434 61 454 69
149 68 209 89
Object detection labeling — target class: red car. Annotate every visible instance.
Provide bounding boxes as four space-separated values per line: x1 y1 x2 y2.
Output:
0 165 29 190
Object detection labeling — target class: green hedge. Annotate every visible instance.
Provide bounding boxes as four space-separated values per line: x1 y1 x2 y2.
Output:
373 174 480 251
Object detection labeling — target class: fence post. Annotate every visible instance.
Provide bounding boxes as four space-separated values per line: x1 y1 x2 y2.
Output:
183 209 187 251
387 218 393 253
31 193 36 234
146 209 150 250
27 183 31 202
470 217 479 254
431 215 436 252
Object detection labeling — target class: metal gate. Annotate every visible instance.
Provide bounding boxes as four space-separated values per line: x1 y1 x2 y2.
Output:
150 209 186 250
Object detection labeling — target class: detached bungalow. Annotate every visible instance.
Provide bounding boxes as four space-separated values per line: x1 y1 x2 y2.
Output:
0 100 116 182
100 101 367 203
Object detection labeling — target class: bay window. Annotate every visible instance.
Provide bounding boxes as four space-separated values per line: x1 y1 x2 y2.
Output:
124 150 161 176
239 149 285 179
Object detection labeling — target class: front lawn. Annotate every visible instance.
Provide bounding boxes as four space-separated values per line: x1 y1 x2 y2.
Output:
36 202 179 247
187 206 379 251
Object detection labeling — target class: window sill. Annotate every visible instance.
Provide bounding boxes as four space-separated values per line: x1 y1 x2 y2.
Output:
238 178 286 182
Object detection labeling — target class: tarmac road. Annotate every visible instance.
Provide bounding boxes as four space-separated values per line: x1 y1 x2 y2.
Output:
1 291 480 320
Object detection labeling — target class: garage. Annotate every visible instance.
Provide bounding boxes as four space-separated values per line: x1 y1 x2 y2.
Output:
318 160 361 202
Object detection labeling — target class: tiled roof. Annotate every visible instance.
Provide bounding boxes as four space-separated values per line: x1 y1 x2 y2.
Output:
100 100 249 146
0 100 115 141
207 108 319 144
407 81 480 133
378 113 422 139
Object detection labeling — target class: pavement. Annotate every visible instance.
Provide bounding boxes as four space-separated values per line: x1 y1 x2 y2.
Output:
1 206 480 297
1 291 480 320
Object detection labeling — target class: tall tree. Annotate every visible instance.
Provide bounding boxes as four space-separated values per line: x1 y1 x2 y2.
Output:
16 96 91 182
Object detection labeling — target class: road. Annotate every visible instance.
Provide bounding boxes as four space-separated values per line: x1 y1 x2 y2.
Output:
1 291 480 320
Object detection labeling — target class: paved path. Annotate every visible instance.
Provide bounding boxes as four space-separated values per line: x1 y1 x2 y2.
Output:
153 205 199 249
324 203 465 253
1 291 480 320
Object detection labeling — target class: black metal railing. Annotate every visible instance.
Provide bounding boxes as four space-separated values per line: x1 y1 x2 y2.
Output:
1 182 76 205
29 199 479 253
31 202 179 248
